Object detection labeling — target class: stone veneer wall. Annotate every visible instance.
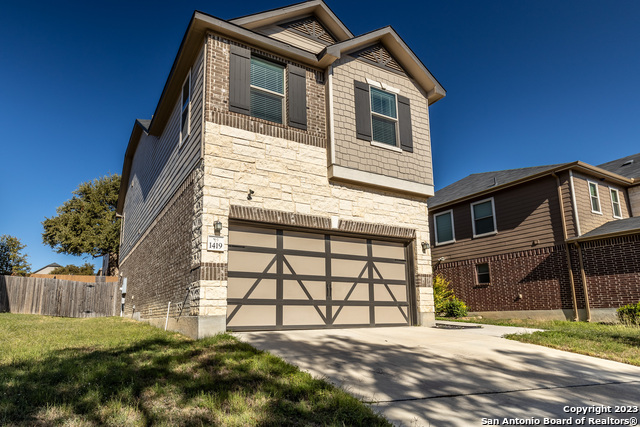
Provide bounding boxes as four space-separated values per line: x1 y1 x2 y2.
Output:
198 122 435 326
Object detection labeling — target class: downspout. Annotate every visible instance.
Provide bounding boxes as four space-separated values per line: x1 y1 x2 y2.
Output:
552 173 579 321
575 242 591 322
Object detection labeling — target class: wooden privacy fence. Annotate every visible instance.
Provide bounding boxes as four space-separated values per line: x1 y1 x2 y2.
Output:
0 276 120 318
29 274 119 283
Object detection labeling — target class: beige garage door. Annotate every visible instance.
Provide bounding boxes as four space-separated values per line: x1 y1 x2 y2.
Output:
227 224 414 331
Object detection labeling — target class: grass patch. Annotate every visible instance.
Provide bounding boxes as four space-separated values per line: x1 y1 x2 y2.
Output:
440 317 640 367
0 314 390 426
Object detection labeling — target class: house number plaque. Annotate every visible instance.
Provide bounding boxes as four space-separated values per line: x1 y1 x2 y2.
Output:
207 236 226 252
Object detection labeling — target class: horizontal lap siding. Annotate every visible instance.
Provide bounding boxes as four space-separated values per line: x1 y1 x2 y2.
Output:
256 25 326 54
431 176 563 262
572 171 631 236
121 43 205 259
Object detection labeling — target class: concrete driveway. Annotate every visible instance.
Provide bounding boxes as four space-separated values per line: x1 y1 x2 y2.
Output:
235 323 640 426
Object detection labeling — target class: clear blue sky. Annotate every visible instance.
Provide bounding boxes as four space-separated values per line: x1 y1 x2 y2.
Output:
1 0 639 271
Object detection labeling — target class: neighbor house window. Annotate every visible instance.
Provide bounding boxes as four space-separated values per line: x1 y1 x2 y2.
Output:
588 181 601 213
250 57 285 124
434 210 455 245
370 87 398 146
610 188 622 218
471 198 497 237
180 71 191 146
476 263 490 284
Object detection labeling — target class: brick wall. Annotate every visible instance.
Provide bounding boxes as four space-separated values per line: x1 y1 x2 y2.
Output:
580 234 640 309
437 234 640 315
119 170 198 319
204 33 326 148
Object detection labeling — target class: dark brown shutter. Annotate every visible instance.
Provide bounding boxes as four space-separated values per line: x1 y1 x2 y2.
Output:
287 65 307 130
397 95 413 152
354 80 372 141
229 45 251 115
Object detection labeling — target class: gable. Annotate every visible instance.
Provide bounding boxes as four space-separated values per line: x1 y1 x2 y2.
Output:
281 16 336 44
351 43 405 75
253 15 337 54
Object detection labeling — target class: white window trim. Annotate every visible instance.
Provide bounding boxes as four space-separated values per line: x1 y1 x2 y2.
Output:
370 86 399 148
180 69 191 147
609 187 623 219
471 197 498 238
249 56 285 124
476 263 491 285
588 181 602 214
434 209 455 246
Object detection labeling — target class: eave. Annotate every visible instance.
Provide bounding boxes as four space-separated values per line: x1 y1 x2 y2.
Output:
430 161 634 213
318 26 446 105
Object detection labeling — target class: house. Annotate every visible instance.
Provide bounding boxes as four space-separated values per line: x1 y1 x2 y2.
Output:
428 153 640 322
116 0 445 338
31 263 62 275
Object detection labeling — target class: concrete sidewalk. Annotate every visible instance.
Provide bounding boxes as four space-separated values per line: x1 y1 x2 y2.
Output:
235 325 640 426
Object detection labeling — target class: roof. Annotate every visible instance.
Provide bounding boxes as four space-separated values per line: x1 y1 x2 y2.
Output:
568 216 640 242
32 263 63 273
597 152 640 180
428 160 635 211
428 164 564 209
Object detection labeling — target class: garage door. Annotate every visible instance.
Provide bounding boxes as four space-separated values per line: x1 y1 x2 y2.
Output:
227 224 414 331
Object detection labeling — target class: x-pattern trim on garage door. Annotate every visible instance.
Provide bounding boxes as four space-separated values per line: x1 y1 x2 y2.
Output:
226 225 413 331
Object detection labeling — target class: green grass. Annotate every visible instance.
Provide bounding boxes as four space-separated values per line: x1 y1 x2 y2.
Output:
439 317 640 367
0 314 390 426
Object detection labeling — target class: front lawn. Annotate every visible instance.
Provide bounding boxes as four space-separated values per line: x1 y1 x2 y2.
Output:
442 317 640 366
0 314 389 426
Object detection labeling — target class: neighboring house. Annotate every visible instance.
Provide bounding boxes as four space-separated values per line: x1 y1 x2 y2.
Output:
428 153 640 322
31 263 62 275
117 1 445 338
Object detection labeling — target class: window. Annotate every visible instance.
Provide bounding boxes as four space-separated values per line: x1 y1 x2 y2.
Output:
370 87 398 146
610 188 622 218
434 210 455 245
180 71 191 145
588 181 601 213
471 198 497 237
228 45 307 130
354 80 413 152
250 57 284 124
476 263 490 284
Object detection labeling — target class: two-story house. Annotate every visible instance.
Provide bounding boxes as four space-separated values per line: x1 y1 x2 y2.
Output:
428 153 640 322
116 0 445 338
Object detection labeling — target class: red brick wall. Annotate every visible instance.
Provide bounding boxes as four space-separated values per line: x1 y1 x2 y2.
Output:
437 235 640 314
580 234 640 309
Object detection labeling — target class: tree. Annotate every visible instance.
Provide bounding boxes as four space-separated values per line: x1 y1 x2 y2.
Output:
51 263 95 276
0 235 31 276
42 174 120 274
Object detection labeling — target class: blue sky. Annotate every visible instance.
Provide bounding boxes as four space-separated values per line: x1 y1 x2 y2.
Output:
1 0 639 271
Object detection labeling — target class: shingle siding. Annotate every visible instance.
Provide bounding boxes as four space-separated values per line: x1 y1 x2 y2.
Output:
331 55 433 186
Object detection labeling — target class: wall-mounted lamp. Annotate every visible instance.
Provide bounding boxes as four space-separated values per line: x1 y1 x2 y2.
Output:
214 220 223 232
247 189 255 200
421 242 430 252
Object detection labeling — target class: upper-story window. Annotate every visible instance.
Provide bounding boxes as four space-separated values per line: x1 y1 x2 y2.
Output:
229 45 307 130
588 181 601 214
471 198 497 237
370 87 398 146
250 57 284 124
354 80 413 153
180 71 191 146
434 210 455 245
610 188 622 218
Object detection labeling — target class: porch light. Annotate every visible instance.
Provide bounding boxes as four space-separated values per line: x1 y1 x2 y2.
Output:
214 220 223 232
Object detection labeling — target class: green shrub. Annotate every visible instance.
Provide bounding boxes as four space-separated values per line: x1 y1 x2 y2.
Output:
433 275 455 314
617 302 640 326
442 298 468 318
